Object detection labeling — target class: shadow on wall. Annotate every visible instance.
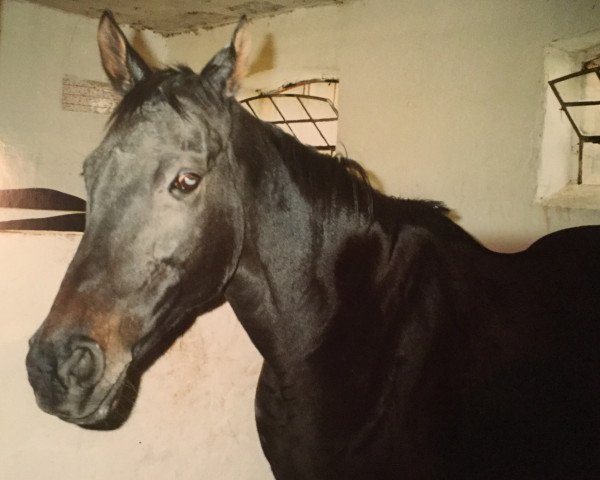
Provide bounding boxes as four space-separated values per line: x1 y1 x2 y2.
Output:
130 30 160 69
248 33 276 77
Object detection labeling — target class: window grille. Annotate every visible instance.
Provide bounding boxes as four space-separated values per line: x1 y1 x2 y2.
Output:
549 58 600 184
241 79 339 155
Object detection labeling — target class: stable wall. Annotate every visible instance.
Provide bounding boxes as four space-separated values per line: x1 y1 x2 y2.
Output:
0 0 167 198
337 0 600 250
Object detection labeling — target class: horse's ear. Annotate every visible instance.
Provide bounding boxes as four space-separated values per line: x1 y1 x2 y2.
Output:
97 11 151 94
200 16 251 97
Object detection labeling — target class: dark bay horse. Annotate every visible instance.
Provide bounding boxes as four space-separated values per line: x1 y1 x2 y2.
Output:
27 12 600 479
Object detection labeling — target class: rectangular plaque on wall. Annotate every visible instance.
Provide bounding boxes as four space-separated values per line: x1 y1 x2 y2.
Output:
62 75 120 114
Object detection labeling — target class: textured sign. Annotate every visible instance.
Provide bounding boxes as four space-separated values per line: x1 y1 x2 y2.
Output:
62 75 120 114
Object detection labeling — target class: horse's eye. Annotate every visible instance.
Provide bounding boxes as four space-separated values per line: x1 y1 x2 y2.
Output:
171 172 202 193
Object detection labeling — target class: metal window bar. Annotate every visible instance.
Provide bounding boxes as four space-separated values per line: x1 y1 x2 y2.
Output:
241 89 339 155
549 64 600 184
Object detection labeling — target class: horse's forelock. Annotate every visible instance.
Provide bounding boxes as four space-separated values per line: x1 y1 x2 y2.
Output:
108 66 214 130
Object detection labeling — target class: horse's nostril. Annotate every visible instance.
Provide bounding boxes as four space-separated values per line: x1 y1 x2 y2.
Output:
58 338 105 389
71 348 94 380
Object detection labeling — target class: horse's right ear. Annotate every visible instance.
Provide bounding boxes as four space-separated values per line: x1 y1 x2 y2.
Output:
97 11 151 94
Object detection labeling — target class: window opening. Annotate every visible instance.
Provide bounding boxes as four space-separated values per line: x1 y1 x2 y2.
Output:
549 57 600 185
241 79 339 155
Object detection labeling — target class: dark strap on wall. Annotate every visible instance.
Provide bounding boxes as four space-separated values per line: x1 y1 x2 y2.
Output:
0 189 86 232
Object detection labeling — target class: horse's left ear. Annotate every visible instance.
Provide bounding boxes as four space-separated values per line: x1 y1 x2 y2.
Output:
200 16 250 97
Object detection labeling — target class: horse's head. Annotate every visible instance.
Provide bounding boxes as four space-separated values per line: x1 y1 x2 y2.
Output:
26 12 249 426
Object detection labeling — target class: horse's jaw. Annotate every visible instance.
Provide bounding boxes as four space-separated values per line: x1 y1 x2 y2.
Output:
60 367 130 427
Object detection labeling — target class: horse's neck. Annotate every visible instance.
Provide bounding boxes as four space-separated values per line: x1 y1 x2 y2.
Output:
225 172 342 365
225 115 375 368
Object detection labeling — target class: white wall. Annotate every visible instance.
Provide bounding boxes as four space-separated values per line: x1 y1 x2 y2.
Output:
0 0 167 197
336 0 600 250
167 5 341 98
3 0 600 479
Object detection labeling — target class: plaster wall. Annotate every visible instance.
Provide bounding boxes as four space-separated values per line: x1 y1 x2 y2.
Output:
336 0 600 251
167 4 340 98
0 0 167 198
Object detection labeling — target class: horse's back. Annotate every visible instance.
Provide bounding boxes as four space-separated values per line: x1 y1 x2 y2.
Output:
446 225 600 479
521 225 600 335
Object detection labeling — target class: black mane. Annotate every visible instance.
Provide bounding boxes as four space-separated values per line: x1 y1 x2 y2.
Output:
244 110 462 241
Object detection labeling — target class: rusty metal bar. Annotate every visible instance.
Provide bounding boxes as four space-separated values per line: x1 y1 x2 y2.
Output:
549 65 600 84
578 140 583 185
243 101 260 118
296 97 331 147
267 96 298 141
561 100 600 107
269 118 337 124
549 80 584 141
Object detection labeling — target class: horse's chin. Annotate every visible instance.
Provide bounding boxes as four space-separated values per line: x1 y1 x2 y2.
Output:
59 368 130 430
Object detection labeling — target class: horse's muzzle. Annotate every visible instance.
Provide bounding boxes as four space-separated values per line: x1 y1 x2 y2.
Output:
26 334 106 420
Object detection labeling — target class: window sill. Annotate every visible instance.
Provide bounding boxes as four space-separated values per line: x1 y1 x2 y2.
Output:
539 184 600 209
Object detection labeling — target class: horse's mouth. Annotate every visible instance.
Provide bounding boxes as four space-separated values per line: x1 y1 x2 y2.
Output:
58 368 129 427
